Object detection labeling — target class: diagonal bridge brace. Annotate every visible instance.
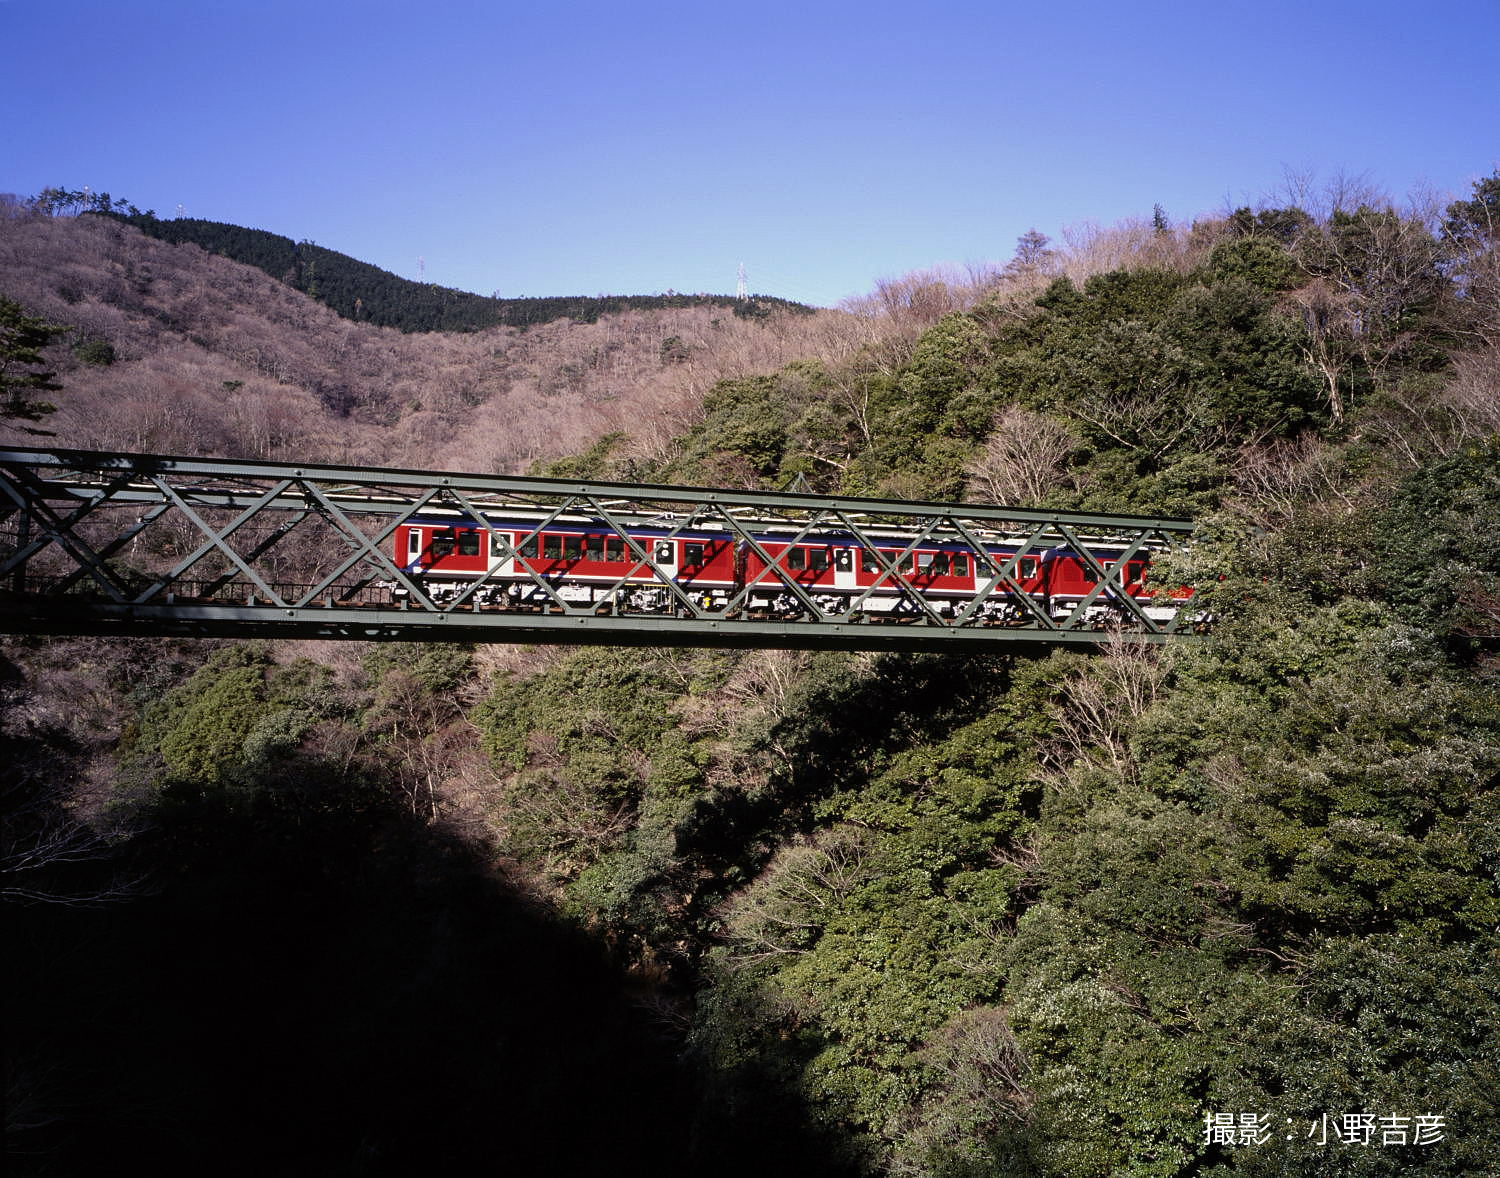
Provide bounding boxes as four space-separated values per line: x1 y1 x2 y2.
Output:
0 465 144 601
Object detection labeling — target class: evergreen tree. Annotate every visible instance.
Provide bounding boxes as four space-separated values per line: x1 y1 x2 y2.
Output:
0 296 66 427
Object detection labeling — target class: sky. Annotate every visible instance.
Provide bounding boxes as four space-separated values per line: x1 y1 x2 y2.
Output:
4 0 1498 308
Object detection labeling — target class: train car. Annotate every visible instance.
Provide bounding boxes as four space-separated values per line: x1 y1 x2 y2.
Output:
390 511 1186 625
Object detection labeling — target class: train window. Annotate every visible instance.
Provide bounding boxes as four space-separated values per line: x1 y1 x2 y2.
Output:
931 552 950 575
585 535 604 560
1081 564 1098 584
834 548 853 572
605 537 625 563
408 529 422 559
787 546 806 570
1127 561 1145 582
916 551 934 572
458 530 480 557
809 548 828 571
685 542 705 566
490 532 509 557
654 541 675 564
563 536 583 560
954 553 969 576
543 534 563 559
861 549 880 573
432 531 455 557
1018 556 1039 578
519 535 539 558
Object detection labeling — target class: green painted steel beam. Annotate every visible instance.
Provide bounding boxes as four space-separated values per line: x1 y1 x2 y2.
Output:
0 445 1195 532
0 598 1186 651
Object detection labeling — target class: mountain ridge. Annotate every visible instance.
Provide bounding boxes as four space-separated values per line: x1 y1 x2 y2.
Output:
104 210 813 333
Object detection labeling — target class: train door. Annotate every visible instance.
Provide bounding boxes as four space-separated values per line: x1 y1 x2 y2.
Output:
833 546 857 590
489 530 515 577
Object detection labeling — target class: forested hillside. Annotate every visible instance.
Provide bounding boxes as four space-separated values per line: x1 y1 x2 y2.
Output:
118 213 809 333
31 188 810 333
4 176 1499 1177
0 201 850 471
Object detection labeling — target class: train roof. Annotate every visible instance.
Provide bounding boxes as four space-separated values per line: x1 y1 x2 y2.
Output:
400 509 1164 551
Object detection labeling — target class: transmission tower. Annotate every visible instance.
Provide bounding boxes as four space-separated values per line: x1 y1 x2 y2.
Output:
736 262 747 300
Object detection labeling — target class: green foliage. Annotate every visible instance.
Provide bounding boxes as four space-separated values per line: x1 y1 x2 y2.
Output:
471 646 726 926
129 645 334 790
132 646 273 785
703 655 1068 1155
1209 236 1302 293
843 313 997 499
1443 170 1500 249
1266 439 1500 645
72 337 115 366
1245 932 1500 1176
30 186 148 218
991 603 1500 1177
973 268 1325 513
649 366 851 487
1358 441 1500 641
361 642 472 696
1224 204 1314 245
528 431 628 480
0 294 66 424
671 376 792 479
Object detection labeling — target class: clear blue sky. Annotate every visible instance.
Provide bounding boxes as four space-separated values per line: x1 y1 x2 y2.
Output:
5 0 1498 307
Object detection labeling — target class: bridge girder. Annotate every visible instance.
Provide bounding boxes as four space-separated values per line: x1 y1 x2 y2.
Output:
0 446 1198 650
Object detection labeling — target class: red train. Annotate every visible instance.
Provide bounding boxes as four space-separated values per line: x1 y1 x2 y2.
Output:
389 510 1188 626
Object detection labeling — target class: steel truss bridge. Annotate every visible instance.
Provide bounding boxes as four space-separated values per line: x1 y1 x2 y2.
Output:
0 447 1197 651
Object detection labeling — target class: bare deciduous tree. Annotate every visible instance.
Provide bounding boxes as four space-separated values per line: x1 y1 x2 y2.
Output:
1285 278 1354 424
923 1006 1034 1115
1231 432 1364 524
894 1006 1035 1169
2 773 144 906
1048 631 1165 781
964 405 1079 507
721 826 874 965
360 668 470 821
1059 215 1212 285
1442 344 1500 439
1286 195 1446 419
